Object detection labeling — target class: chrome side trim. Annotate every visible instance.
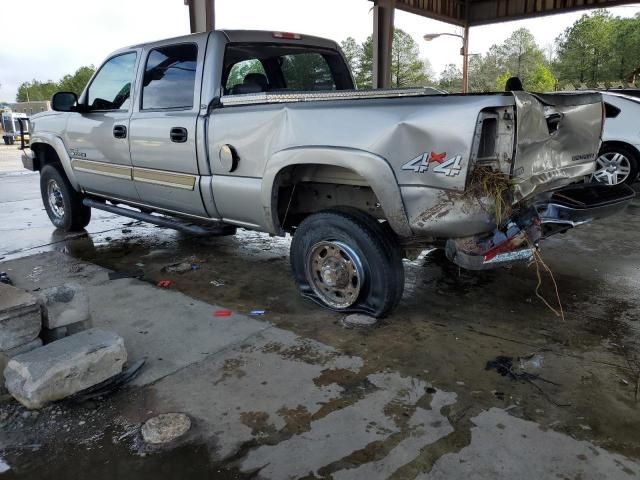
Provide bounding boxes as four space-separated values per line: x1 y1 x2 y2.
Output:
133 168 196 190
70 159 197 190
71 159 132 180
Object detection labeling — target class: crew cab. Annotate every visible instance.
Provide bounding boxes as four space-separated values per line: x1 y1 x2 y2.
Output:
23 30 634 317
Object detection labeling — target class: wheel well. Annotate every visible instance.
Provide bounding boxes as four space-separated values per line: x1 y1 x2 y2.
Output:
601 141 640 161
273 164 384 232
31 143 62 171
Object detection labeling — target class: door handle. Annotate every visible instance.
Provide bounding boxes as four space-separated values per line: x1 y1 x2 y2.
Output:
170 127 188 143
113 125 127 139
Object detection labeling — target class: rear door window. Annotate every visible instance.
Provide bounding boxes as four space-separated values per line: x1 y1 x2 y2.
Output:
142 44 198 110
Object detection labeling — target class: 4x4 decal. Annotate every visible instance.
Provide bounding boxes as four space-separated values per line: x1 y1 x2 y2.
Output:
401 151 463 176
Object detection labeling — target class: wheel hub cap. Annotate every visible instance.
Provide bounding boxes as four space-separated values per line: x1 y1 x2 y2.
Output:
47 179 65 219
306 241 363 309
593 152 631 185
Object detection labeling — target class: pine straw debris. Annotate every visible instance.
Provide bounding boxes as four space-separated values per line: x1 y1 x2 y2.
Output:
466 166 566 320
465 166 514 225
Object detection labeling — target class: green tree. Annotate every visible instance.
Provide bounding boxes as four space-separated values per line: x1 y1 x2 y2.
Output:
495 71 512 91
16 65 95 102
496 28 546 84
438 64 463 92
554 10 614 85
344 29 432 89
340 37 362 77
58 65 95 96
526 64 556 91
16 80 58 102
391 29 430 88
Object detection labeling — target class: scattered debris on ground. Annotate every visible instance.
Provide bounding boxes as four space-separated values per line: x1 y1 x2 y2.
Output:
342 314 378 328
108 270 144 280
141 413 191 444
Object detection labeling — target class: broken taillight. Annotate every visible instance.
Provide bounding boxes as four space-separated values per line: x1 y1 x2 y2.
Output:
273 32 302 40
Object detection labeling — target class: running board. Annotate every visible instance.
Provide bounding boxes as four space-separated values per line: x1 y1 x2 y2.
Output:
82 198 237 236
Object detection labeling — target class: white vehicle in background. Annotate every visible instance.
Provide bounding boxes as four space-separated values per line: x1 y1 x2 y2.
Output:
1 110 30 145
594 91 640 186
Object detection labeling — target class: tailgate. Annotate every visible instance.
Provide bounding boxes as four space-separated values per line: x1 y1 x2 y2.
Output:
511 91 603 201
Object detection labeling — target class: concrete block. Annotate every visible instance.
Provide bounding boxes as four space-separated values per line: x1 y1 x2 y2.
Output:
0 283 42 350
4 329 126 409
41 326 68 344
1 338 43 393
38 283 90 329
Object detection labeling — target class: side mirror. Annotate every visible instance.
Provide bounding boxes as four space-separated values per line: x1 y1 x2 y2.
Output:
51 92 78 112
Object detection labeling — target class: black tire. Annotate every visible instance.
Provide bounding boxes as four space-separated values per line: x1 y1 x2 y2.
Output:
3 136 9 145
593 144 639 186
40 164 91 231
290 209 404 318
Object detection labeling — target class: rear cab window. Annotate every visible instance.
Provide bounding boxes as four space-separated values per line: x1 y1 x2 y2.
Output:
222 43 353 96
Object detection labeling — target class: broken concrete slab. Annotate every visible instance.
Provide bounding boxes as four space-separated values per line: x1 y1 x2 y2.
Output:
0 283 41 350
38 283 90 329
1 337 43 372
1 252 270 386
1 338 43 393
4 328 126 409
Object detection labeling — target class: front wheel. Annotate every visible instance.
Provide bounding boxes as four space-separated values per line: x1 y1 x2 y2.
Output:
290 209 404 318
40 164 91 232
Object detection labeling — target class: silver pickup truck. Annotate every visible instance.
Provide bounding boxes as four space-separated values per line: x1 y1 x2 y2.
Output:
23 30 634 317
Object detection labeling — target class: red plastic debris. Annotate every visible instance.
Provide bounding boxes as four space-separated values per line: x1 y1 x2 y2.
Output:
157 280 172 288
213 309 232 317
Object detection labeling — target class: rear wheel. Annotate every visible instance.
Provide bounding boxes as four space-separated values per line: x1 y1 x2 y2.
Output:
593 144 639 186
290 209 404 318
40 164 91 231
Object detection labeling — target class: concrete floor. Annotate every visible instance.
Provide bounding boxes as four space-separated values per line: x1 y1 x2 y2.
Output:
1 144 640 479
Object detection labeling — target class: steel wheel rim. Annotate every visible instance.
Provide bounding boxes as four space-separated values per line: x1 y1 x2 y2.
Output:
306 240 363 309
47 179 65 219
593 152 631 185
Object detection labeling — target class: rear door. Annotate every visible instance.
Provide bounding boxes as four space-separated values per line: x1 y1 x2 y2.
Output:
128 36 209 217
65 51 139 200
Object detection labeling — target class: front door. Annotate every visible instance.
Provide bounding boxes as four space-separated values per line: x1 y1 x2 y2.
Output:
65 51 139 201
128 39 208 217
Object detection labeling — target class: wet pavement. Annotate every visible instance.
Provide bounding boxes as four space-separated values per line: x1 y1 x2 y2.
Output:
1 144 640 479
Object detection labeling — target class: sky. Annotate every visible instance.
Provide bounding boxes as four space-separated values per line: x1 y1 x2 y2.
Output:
1 0 640 102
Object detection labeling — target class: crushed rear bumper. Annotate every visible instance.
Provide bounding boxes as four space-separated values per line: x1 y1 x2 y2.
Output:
445 183 635 270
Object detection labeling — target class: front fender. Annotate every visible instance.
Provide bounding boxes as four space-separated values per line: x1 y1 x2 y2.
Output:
263 146 412 237
30 133 80 190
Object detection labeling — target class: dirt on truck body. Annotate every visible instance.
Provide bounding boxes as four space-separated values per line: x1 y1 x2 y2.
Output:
23 29 634 317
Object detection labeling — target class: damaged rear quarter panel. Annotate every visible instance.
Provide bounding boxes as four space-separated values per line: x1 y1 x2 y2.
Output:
511 91 603 201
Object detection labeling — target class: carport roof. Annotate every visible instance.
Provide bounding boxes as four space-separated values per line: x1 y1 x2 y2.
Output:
387 0 640 26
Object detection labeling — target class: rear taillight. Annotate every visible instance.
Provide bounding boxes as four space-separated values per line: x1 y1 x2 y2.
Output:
273 31 302 40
